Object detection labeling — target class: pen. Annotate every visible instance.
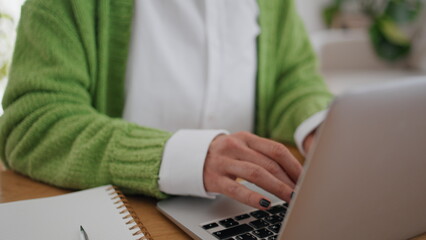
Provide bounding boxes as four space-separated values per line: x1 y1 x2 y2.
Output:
80 225 90 240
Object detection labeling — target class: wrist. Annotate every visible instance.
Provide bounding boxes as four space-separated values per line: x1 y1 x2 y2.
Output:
158 129 228 198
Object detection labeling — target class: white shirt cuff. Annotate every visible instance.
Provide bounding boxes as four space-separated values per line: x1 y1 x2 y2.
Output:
294 110 328 156
158 129 229 198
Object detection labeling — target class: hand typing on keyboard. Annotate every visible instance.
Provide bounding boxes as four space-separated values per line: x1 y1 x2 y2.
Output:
203 131 302 210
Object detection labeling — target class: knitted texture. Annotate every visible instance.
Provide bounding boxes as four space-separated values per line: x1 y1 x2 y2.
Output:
0 0 332 198
256 0 333 141
0 0 171 199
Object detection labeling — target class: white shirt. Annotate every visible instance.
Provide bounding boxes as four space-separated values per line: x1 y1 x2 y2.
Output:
124 0 324 198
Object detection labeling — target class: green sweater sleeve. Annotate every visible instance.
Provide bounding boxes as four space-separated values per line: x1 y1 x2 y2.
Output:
258 0 333 143
0 0 171 198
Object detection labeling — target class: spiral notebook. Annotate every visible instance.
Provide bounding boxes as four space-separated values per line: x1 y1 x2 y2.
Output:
0 185 152 240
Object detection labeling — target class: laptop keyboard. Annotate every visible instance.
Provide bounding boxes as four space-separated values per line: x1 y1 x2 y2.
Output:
201 202 288 240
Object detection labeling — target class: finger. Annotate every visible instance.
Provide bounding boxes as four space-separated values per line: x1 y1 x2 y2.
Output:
303 131 316 153
245 135 302 183
226 160 293 202
233 146 295 188
209 134 294 187
216 176 272 210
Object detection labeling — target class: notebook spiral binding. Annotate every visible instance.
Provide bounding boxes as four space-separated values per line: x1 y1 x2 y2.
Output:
106 186 153 240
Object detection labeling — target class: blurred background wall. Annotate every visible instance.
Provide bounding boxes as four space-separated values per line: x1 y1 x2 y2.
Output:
296 0 426 95
297 0 330 34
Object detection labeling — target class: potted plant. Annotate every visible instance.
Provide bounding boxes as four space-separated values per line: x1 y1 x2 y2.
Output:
323 0 425 62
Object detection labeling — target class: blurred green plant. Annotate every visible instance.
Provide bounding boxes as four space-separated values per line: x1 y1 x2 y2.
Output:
0 12 15 81
323 0 424 62
323 0 345 27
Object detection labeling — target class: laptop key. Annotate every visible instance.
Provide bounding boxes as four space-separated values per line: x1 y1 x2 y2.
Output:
202 222 219 230
235 214 250 221
235 233 257 240
266 205 287 215
267 223 281 233
267 235 278 240
250 210 269 219
219 218 239 228
249 219 269 229
252 228 274 238
212 224 254 240
264 215 283 224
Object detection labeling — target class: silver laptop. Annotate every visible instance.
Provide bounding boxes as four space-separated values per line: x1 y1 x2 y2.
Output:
157 79 426 240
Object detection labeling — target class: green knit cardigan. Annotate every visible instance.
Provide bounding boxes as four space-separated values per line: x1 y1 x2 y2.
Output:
0 0 332 198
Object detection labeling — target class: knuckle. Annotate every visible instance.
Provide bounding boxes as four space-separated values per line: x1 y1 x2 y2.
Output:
265 161 282 175
223 137 239 149
248 166 264 180
235 131 251 139
209 136 225 152
271 143 288 159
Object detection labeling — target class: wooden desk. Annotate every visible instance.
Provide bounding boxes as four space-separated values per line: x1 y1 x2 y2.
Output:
0 146 303 240
0 170 190 240
1 146 425 240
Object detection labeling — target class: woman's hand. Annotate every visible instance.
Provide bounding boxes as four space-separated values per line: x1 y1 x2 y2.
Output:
203 132 302 210
303 131 316 153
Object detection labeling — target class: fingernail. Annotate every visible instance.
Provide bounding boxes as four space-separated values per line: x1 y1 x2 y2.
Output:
259 198 271 208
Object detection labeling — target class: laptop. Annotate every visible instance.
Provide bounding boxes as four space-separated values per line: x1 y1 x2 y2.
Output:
157 79 426 240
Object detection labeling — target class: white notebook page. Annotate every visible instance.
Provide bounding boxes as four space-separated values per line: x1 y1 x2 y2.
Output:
0 185 145 240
